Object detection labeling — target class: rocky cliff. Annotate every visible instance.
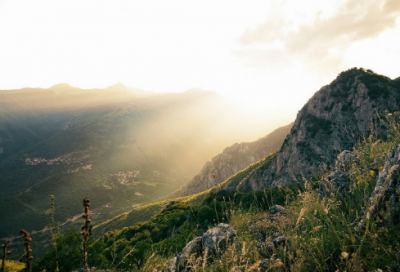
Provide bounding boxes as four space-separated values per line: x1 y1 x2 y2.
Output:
229 68 400 191
179 123 293 196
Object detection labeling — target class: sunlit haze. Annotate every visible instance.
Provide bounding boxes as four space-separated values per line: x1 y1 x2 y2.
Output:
1 0 400 133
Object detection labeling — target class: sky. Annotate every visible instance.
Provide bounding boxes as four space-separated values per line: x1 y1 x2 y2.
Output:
0 0 400 130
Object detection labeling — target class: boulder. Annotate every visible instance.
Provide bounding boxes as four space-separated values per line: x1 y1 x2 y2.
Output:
318 170 350 197
354 145 400 230
202 223 237 255
268 205 285 221
163 224 236 271
257 233 286 255
268 205 285 215
335 150 358 171
162 237 202 272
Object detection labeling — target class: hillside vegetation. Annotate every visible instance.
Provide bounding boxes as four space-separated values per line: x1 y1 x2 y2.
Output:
32 109 400 272
4 68 400 271
179 123 293 197
0 85 269 238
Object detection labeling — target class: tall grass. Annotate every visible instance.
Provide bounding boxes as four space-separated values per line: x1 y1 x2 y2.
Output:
132 113 400 271
32 113 400 271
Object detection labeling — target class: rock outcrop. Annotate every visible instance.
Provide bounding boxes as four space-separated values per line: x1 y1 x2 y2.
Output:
179 123 293 196
163 223 237 272
228 68 400 191
318 150 357 197
355 145 400 230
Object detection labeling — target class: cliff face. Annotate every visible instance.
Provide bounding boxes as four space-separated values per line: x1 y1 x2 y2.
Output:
179 123 293 196
233 68 400 191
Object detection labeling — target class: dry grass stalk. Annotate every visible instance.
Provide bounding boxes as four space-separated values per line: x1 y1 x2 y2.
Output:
81 197 92 272
1 240 11 272
20 229 33 272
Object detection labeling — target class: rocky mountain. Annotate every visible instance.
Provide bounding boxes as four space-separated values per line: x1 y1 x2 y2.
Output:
88 68 400 238
224 68 400 191
179 123 293 196
26 68 400 271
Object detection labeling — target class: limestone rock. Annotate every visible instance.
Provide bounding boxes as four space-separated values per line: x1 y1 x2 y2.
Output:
335 150 358 171
355 145 400 230
228 69 400 191
202 223 237 255
318 170 350 197
268 205 285 215
163 224 236 271
257 233 286 255
268 205 285 220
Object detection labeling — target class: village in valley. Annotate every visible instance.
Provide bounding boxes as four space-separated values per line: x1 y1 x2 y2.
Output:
24 153 93 173
110 170 140 185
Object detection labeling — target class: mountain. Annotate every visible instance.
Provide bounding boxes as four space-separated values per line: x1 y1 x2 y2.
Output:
88 68 400 234
223 68 400 191
178 123 293 196
27 68 400 272
0 84 269 238
92 68 400 238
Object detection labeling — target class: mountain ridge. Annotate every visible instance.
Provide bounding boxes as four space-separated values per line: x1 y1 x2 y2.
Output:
178 123 293 196
226 68 400 191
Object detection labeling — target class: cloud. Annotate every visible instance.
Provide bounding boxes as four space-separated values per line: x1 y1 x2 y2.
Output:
234 0 400 76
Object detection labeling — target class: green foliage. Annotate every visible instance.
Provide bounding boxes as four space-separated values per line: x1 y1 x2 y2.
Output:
197 113 400 272
360 72 391 99
0 260 24 272
303 114 332 138
329 67 360 96
34 185 299 271
33 112 400 271
329 67 396 100
33 229 90 272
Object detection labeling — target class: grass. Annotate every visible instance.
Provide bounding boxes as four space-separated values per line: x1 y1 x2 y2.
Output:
182 112 400 272
0 260 24 272
29 112 400 271
93 151 279 236
106 112 400 271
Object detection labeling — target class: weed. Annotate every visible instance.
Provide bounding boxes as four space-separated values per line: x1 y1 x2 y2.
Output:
1 241 11 272
20 230 33 272
81 197 92 272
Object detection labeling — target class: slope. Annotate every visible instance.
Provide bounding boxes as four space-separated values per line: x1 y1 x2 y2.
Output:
0 85 270 238
178 123 293 196
227 68 400 191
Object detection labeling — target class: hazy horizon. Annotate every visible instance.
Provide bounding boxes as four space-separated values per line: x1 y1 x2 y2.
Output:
1 0 400 132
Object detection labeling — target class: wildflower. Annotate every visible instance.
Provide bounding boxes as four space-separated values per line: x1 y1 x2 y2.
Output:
370 170 376 177
341 252 349 259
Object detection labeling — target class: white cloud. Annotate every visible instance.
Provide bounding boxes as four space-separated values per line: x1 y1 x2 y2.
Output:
235 0 400 77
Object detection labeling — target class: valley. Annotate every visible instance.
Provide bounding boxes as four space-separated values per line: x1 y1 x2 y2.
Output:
0 83 274 239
